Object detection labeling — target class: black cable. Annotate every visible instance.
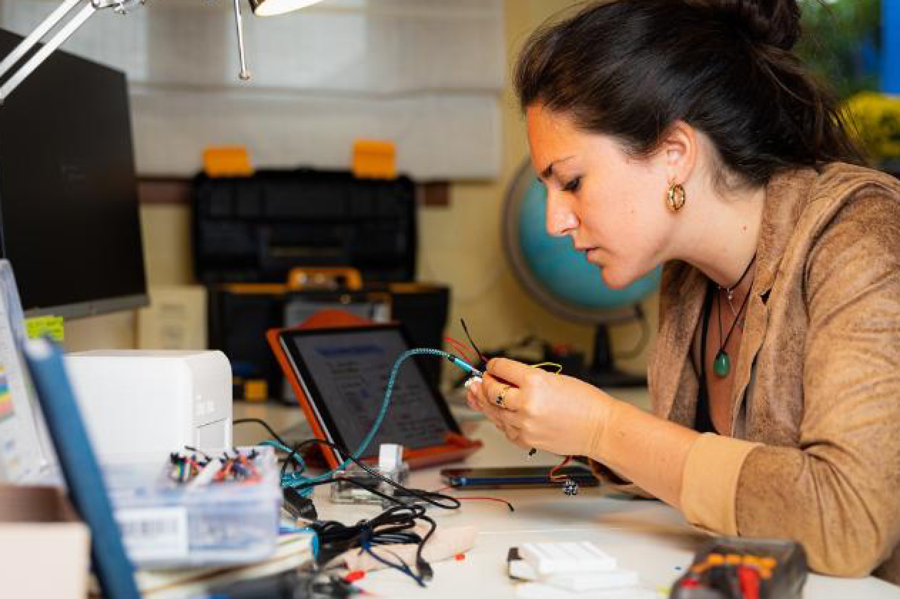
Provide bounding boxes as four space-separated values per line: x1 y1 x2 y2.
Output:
233 417 292 449
414 513 437 581
312 504 431 584
231 418 459 508
460 318 488 368
280 437 461 511
183 445 213 460
235 419 459 585
332 477 437 581
360 541 425 587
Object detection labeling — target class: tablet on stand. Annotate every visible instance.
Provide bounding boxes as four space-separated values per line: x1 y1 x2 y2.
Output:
268 320 481 470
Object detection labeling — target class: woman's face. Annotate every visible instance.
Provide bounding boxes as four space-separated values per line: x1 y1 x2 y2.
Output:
526 104 672 289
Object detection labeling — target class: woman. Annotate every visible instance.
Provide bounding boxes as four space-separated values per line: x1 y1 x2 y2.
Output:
468 0 900 582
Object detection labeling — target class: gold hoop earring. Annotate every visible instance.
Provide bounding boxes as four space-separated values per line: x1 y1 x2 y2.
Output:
667 183 686 212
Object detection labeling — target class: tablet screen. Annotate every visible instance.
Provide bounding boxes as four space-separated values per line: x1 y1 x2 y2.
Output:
279 326 459 460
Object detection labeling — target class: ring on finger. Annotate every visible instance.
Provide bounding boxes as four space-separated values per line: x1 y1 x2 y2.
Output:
496 384 511 408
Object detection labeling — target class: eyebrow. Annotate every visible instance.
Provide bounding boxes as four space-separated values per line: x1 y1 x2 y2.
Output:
539 156 575 180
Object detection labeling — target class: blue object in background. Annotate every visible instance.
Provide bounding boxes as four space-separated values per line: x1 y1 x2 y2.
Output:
23 338 140 599
885 0 900 93
516 177 661 312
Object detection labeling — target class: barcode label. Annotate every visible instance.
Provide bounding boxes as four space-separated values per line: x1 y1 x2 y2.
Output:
116 507 188 562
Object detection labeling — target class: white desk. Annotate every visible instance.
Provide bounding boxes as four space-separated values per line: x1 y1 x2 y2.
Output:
233 402 900 598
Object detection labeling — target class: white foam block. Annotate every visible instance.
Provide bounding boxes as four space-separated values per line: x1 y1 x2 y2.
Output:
545 570 640 592
520 541 617 576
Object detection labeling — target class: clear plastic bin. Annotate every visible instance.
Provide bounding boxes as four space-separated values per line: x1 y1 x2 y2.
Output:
103 445 281 568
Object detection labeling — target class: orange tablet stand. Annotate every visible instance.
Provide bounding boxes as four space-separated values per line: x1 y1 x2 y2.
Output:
267 310 482 470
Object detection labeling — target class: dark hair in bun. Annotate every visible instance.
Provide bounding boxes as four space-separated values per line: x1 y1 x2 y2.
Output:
706 0 802 51
515 0 864 187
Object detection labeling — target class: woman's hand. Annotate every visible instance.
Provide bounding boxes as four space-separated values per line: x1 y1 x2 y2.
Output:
466 357 614 458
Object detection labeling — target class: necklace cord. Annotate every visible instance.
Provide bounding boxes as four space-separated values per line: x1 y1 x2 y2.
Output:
717 285 752 351
720 253 757 295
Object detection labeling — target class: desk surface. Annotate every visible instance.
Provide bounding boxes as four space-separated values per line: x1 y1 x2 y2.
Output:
233 401 900 598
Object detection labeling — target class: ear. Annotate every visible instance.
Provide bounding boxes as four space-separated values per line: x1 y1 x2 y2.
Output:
657 120 698 185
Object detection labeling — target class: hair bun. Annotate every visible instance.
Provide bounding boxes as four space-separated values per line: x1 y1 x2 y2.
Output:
707 0 802 50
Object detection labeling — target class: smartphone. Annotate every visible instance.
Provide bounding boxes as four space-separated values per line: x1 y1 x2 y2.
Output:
440 466 599 489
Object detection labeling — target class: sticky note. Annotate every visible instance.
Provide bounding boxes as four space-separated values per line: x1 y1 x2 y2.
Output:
25 316 65 342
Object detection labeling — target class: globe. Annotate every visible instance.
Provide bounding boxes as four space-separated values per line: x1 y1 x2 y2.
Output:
502 162 662 386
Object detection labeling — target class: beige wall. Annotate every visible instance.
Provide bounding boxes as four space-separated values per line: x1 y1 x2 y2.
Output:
65 0 658 376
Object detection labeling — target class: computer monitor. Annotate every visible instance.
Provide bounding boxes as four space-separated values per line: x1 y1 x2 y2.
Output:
0 29 148 319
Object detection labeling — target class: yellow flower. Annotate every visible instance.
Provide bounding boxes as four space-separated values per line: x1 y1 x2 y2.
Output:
844 91 900 161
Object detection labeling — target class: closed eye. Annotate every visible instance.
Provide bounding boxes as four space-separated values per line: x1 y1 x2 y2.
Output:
562 177 582 193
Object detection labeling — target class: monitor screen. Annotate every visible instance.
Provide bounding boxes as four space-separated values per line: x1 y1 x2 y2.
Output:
0 29 147 319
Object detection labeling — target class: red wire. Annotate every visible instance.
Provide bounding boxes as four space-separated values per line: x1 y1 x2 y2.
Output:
433 486 514 512
445 337 475 363
445 336 475 363
443 339 460 356
549 456 572 482
455 497 515 512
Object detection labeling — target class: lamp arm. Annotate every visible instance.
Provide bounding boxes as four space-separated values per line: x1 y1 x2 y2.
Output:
233 0 252 81
0 0 275 105
0 0 145 105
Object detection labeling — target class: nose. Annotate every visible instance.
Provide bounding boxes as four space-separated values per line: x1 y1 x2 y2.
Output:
545 192 578 238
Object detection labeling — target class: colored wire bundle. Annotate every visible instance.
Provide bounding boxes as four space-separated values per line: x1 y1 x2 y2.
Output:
214 450 261 483
168 452 205 483
549 456 573 483
167 448 261 485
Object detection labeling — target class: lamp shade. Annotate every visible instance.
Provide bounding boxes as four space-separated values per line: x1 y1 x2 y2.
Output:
249 0 325 16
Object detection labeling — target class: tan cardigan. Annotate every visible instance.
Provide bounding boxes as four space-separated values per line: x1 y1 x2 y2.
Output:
596 163 900 582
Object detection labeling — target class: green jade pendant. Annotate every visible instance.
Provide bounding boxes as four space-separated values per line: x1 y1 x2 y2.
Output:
713 350 731 378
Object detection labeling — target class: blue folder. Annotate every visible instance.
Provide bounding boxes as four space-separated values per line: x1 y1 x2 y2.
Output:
23 337 140 599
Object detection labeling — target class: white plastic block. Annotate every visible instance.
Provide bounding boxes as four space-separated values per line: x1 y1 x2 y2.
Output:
520 541 617 576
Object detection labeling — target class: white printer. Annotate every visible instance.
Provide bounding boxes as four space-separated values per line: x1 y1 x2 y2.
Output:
64 350 232 461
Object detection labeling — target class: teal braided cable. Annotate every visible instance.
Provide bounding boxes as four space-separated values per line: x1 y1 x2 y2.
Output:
279 348 467 491
260 439 307 473
351 348 451 461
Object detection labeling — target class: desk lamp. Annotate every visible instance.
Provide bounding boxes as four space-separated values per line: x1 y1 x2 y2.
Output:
0 0 326 104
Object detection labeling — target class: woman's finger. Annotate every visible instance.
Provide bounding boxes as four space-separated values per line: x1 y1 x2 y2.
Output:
465 390 481 412
480 373 521 411
486 357 535 387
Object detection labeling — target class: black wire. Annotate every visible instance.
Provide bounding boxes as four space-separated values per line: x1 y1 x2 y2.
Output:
361 541 426 587
460 318 488 368
331 477 437 581
281 437 461 511
414 513 437 580
313 504 432 584
232 418 459 508
183 445 212 460
236 419 458 585
338 476 408 507
233 417 292 449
